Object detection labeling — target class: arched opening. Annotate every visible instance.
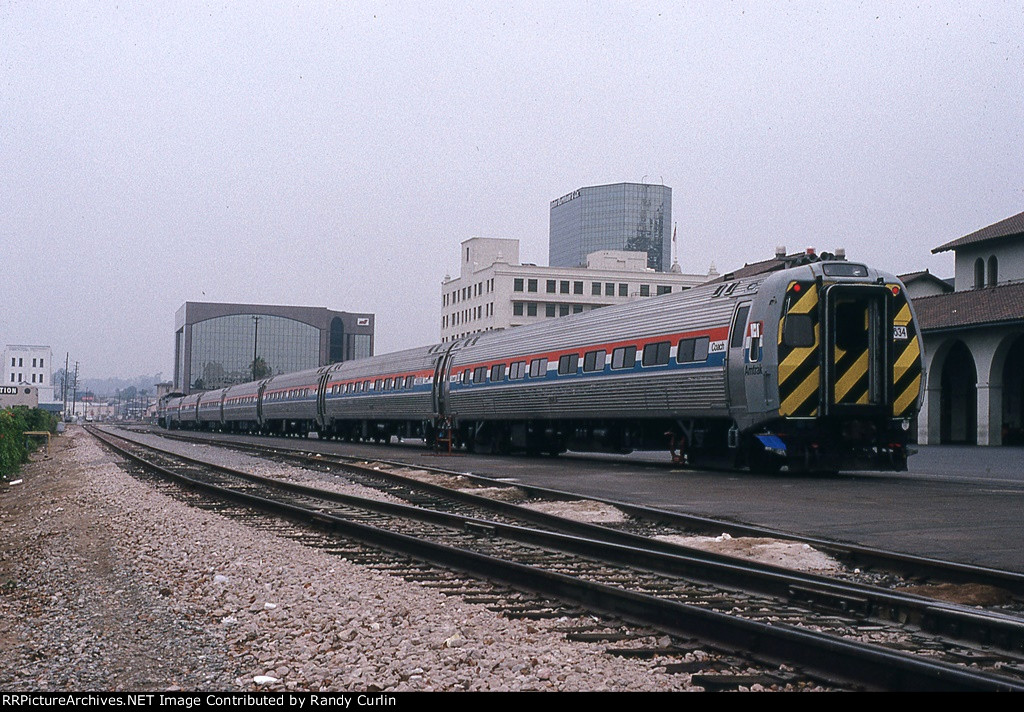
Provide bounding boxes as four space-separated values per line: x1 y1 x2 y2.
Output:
1001 335 1024 445
988 255 999 286
940 341 977 443
974 258 985 289
329 317 345 363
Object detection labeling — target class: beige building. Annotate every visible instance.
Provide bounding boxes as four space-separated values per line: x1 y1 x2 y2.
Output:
441 237 709 343
0 384 39 408
3 345 54 403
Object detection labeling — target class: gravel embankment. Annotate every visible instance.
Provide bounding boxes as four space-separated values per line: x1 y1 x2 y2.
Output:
0 427 704 691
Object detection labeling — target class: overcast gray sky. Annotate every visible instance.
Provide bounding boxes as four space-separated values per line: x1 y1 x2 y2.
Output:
2 1 1022 379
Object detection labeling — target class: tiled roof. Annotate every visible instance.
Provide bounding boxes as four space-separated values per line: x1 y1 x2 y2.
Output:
898 269 954 293
932 210 1024 254
913 282 1024 331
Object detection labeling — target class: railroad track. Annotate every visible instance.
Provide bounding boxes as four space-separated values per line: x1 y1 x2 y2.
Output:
94 426 1024 691
139 426 1024 598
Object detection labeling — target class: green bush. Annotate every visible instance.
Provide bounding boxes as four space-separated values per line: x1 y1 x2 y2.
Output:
0 407 57 479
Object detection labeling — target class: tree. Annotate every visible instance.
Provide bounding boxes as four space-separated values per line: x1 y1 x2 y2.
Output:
250 357 271 380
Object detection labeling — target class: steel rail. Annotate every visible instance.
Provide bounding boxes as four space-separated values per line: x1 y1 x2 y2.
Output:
92 427 1024 691
110 426 1024 654
186 429 1024 596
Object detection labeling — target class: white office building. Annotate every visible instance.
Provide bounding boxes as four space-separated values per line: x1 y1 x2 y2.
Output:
441 237 709 343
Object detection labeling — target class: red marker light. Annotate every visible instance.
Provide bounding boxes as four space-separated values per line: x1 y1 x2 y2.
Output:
891 285 900 295
793 283 801 293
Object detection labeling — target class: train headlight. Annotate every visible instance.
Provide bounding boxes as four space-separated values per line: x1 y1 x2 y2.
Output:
900 419 910 431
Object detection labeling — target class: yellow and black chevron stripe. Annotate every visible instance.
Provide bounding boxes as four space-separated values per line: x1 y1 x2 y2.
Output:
831 300 871 406
777 281 820 417
889 286 922 417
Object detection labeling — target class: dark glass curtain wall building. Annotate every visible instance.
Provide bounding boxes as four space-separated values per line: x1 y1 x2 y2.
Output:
549 183 672 272
174 302 374 393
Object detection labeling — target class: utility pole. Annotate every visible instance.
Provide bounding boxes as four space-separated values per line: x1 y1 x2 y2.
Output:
63 352 69 419
252 315 261 381
72 362 79 418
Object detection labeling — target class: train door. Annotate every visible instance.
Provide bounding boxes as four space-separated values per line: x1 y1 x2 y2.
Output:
431 348 456 417
256 380 268 426
824 285 889 412
315 370 331 429
726 301 752 418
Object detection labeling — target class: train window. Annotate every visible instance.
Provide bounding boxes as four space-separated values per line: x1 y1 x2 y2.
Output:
557 354 578 375
473 366 488 384
405 375 415 389
822 263 868 278
611 345 637 370
730 306 751 348
529 358 548 378
509 361 526 379
782 314 815 348
384 378 393 390
677 337 709 363
694 336 709 361
461 370 471 385
642 341 671 366
490 363 506 381
583 350 606 372
375 379 383 390
835 301 869 352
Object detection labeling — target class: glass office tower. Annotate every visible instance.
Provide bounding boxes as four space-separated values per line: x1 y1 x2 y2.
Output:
549 183 672 272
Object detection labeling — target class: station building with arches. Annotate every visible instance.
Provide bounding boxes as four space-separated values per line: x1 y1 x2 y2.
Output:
912 211 1024 446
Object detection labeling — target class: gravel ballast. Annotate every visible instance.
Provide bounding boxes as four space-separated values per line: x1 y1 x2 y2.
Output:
0 428 705 691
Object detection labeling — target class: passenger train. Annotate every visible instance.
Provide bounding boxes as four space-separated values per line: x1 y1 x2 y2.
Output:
161 255 924 473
